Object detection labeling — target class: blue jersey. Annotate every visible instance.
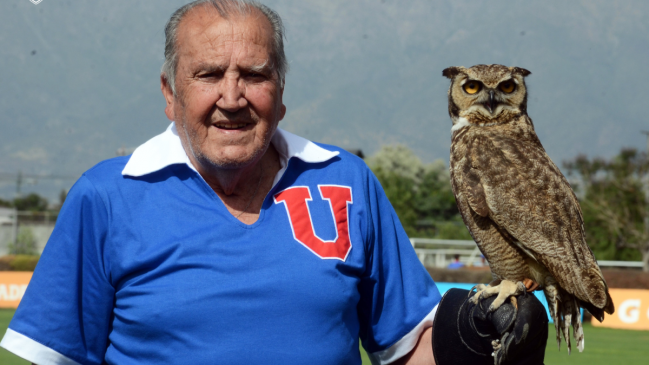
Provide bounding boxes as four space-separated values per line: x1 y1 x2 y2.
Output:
1 124 440 365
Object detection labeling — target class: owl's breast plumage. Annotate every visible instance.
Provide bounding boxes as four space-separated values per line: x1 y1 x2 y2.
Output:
450 116 609 308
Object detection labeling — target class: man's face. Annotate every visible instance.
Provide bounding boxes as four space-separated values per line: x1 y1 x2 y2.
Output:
162 6 286 171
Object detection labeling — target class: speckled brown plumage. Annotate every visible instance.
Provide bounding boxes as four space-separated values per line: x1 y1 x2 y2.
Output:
443 64 614 353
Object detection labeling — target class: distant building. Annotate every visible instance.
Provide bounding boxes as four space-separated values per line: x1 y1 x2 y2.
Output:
0 207 15 226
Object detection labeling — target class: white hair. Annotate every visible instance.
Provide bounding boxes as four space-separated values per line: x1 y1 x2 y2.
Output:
161 0 289 95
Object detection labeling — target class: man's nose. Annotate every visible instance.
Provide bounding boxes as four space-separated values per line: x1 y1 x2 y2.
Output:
216 76 247 111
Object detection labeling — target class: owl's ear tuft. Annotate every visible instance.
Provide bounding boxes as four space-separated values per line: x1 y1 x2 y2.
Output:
512 67 531 77
442 67 462 79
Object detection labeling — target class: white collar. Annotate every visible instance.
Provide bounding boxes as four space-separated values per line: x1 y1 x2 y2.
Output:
122 122 339 178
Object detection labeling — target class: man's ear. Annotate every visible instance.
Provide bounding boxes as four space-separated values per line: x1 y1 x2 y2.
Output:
161 74 175 121
279 86 286 121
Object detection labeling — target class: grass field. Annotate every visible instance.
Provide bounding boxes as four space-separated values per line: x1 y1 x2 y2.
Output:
0 309 647 364
0 310 28 365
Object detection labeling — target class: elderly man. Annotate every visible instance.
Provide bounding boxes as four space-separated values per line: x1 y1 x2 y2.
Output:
1 1 547 364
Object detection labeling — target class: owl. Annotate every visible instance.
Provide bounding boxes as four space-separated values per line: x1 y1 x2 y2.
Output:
442 64 614 354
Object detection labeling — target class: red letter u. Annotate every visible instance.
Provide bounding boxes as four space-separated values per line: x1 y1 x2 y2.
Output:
274 185 353 261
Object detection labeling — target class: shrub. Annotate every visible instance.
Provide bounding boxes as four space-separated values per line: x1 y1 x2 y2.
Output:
10 255 40 271
0 255 40 271
8 226 38 256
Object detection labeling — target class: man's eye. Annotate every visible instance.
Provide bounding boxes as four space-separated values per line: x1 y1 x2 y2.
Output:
197 72 223 80
245 72 265 79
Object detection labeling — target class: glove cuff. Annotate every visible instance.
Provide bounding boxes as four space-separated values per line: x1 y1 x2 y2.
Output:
432 288 493 365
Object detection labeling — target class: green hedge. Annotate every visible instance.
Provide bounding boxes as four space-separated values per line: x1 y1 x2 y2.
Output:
0 255 40 271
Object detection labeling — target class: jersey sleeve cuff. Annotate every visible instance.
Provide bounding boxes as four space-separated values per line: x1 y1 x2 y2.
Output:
366 304 438 365
0 328 80 365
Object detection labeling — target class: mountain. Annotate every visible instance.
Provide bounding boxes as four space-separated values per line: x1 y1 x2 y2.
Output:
1 0 648 200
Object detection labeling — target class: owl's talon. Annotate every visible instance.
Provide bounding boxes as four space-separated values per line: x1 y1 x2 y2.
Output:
469 284 488 304
474 280 525 311
470 281 497 305
469 284 482 296
480 295 488 312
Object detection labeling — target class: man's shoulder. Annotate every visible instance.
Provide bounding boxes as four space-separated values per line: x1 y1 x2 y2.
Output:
311 142 368 169
59 156 132 210
81 156 131 187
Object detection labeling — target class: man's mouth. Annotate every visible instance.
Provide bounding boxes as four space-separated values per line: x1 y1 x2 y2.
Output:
213 122 251 130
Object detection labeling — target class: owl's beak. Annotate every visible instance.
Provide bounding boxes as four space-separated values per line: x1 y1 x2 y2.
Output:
485 90 498 114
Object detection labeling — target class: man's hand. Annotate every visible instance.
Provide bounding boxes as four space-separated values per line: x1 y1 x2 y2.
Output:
432 288 548 365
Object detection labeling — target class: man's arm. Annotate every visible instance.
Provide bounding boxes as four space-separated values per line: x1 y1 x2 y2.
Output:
392 327 435 365
0 175 114 365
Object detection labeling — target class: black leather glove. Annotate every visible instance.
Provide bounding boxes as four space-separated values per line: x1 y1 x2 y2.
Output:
432 288 548 365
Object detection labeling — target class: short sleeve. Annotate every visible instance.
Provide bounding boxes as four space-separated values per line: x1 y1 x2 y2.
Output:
0 175 115 365
358 172 441 364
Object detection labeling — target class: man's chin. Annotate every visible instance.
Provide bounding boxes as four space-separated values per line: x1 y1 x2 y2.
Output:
196 149 265 171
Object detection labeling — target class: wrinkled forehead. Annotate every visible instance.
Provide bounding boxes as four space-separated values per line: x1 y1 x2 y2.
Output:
465 65 513 87
179 4 274 55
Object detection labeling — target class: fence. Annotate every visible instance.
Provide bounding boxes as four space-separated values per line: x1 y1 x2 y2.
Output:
0 210 56 256
411 238 645 270
410 238 484 268
0 217 644 269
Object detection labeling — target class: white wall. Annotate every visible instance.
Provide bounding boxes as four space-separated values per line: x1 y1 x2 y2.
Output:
0 224 53 256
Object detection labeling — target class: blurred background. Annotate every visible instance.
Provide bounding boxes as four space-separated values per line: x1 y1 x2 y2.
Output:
3 0 649 262
1 0 648 200
0 1 648 363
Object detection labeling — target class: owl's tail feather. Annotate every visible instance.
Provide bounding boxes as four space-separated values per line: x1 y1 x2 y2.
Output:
562 299 572 355
563 296 585 353
583 267 615 321
571 297 585 352
579 288 614 323
543 276 584 353
543 278 562 351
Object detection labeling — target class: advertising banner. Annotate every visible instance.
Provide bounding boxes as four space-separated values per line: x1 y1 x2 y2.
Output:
591 288 649 331
0 272 33 309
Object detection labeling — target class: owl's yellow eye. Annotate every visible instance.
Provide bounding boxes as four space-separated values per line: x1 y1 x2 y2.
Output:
499 80 516 93
463 81 482 94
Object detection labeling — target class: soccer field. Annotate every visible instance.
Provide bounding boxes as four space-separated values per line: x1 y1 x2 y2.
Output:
368 323 649 365
0 309 647 364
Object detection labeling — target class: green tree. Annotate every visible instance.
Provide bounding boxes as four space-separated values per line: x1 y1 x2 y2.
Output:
13 193 48 212
0 197 12 208
415 160 460 221
366 145 470 239
564 148 649 271
367 145 425 184
372 166 419 236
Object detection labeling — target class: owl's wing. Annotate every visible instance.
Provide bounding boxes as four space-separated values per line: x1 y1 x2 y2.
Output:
465 131 610 310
